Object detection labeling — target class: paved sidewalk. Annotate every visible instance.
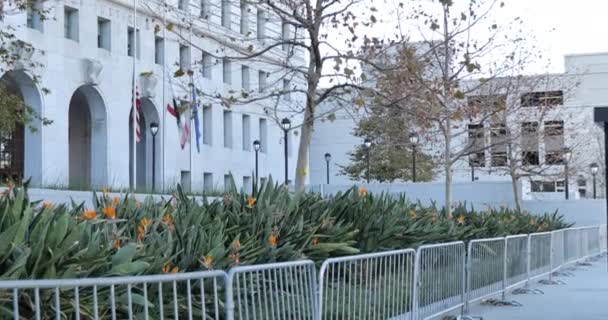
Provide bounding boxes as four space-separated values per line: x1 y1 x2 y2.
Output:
467 255 608 320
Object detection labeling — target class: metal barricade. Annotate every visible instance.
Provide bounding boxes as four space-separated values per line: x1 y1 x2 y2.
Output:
582 226 600 257
226 260 317 320
528 232 552 279
601 224 608 253
0 270 227 320
505 235 528 290
550 229 565 274
465 237 505 312
563 228 580 263
413 241 465 320
318 249 416 320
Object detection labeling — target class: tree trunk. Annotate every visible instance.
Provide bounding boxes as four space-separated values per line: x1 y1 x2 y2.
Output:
294 105 314 192
444 120 453 217
510 173 522 211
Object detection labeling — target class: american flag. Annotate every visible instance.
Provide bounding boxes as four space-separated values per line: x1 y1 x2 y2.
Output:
133 84 142 142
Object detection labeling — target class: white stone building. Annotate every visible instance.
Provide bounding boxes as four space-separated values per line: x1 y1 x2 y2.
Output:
311 53 608 200
0 0 304 192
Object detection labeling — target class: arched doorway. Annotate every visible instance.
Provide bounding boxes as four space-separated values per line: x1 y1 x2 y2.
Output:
129 98 160 191
0 71 42 185
68 86 107 189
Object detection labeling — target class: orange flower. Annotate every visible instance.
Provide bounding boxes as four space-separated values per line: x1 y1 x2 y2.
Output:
408 210 417 218
42 202 53 209
358 187 368 197
82 210 97 220
102 207 117 220
162 213 173 225
162 263 179 274
137 218 152 241
312 238 320 245
112 197 120 206
268 234 278 247
247 195 256 207
201 255 213 269
112 240 122 249
457 215 466 225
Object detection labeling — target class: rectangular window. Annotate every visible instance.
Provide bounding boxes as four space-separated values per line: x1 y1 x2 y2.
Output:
27 0 43 31
203 172 213 192
542 181 556 192
242 114 251 151
243 176 252 193
200 0 209 19
97 17 111 50
545 152 564 165
180 45 191 71
468 124 485 167
221 0 231 28
178 0 189 10
257 9 265 40
154 37 164 65
521 121 539 166
467 95 506 111
544 120 564 136
241 65 250 90
202 51 212 79
224 174 232 191
259 118 267 153
521 91 564 107
490 123 507 167
181 171 192 193
203 105 213 145
223 110 233 148
127 27 140 58
223 59 232 84
258 70 268 92
64 6 79 41
281 19 289 50
531 181 542 192
240 0 248 35
283 79 291 100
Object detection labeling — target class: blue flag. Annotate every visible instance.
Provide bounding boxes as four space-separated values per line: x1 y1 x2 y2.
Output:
191 84 202 153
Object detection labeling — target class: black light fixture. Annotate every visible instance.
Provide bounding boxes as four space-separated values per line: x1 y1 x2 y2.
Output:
364 138 372 184
591 162 599 199
409 132 419 182
149 122 159 191
324 153 332 185
470 153 477 182
563 147 572 200
253 140 261 195
281 118 292 185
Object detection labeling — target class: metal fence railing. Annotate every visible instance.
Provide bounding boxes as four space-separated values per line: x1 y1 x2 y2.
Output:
226 260 317 320
0 226 606 320
413 242 466 320
0 270 227 320
318 249 416 320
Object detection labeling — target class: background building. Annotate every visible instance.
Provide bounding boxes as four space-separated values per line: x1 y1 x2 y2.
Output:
311 52 607 200
0 0 304 192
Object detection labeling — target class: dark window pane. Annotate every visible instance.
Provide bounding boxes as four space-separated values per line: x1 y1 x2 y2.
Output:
522 151 539 166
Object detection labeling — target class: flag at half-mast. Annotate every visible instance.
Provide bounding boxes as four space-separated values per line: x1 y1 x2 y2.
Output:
132 76 142 142
191 83 201 153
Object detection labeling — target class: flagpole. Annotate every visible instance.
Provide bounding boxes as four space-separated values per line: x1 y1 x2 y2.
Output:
131 0 138 191
161 0 167 192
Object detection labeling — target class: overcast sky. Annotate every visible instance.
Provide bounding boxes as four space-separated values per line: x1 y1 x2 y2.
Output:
498 0 608 73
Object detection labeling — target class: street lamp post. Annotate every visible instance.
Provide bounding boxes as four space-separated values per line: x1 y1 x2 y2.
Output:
281 118 292 186
149 122 159 191
563 148 572 200
364 138 372 184
591 162 599 199
253 140 261 195
324 153 332 184
409 132 419 182
470 154 477 182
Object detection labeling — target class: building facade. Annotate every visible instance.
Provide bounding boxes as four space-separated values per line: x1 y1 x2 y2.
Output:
311 53 607 200
0 0 304 192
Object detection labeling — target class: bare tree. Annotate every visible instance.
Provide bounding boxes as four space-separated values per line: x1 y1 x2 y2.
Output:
375 0 536 215
143 0 395 191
